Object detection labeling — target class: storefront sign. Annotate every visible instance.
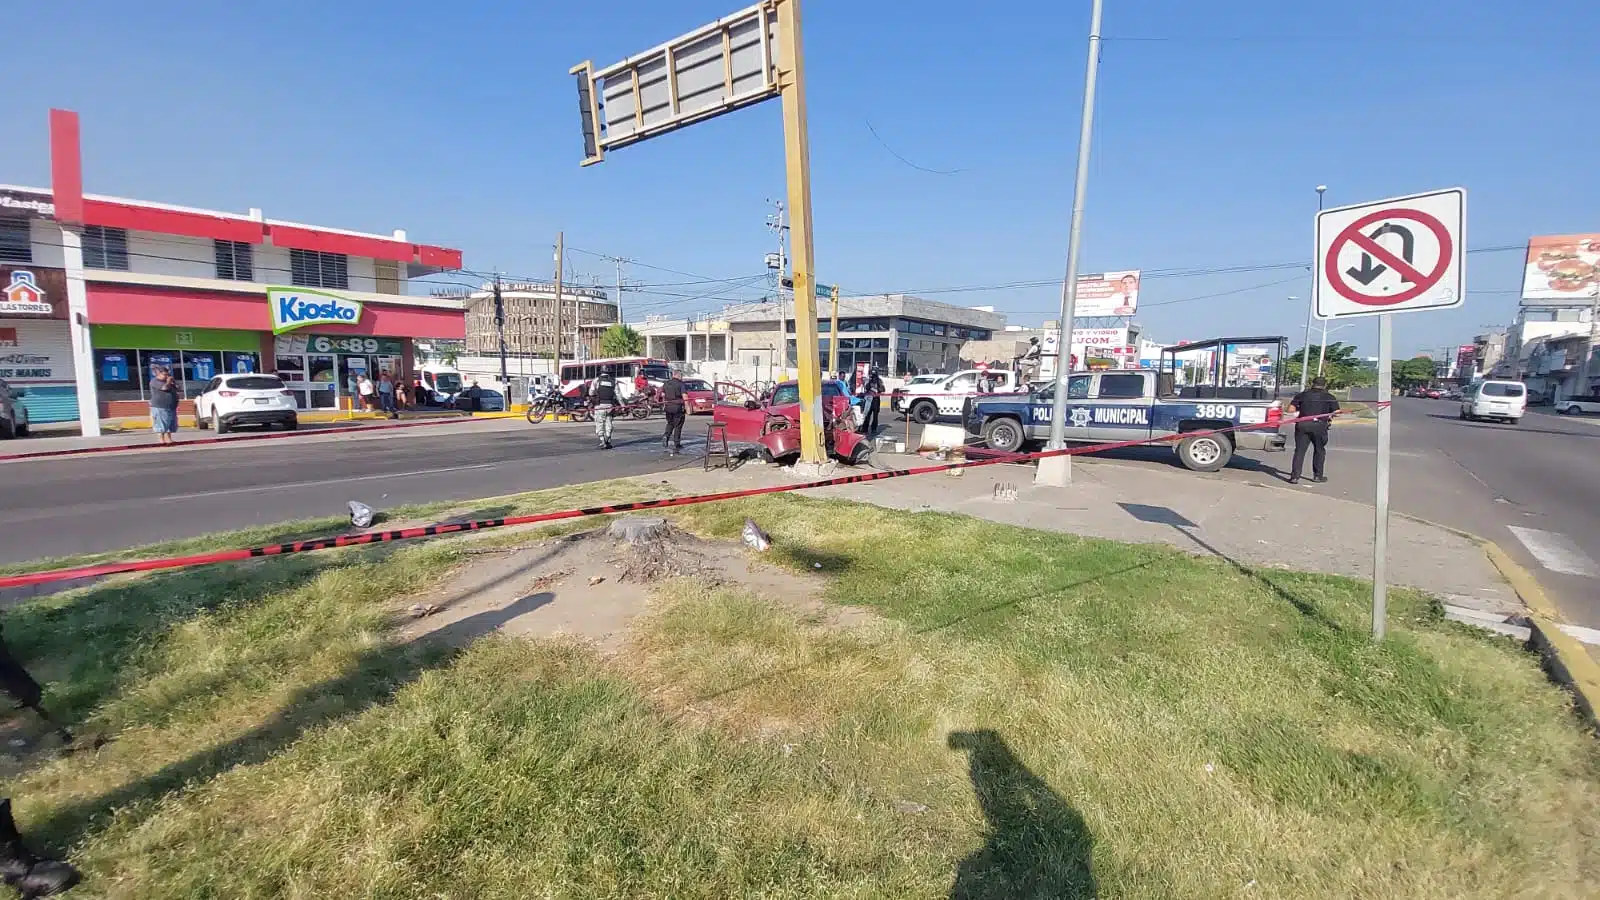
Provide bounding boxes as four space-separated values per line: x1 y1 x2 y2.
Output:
0 321 72 383
0 189 54 219
1 270 55 315
268 287 364 334
276 334 404 356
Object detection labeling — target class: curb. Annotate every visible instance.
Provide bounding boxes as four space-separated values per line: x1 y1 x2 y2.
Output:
1479 540 1600 733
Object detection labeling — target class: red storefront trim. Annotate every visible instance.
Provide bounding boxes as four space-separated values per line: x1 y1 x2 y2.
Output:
86 284 465 339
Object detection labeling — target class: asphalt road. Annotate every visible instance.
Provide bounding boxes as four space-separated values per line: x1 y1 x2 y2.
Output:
0 417 711 564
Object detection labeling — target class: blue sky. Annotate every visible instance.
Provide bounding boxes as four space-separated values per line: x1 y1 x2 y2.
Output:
2 0 1596 358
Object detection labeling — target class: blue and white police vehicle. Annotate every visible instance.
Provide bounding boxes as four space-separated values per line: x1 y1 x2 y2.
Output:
963 335 1289 472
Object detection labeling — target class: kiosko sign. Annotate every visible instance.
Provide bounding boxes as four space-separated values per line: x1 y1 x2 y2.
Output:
267 287 364 334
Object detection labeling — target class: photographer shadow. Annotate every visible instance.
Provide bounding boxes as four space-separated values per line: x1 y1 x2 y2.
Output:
948 729 1097 900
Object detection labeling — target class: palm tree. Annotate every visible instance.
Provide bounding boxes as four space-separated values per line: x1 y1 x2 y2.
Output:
601 324 644 358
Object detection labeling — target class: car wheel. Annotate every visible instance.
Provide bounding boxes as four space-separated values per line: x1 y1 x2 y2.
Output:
1177 433 1232 472
213 412 229 435
910 401 939 425
14 422 26 437
0 416 13 440
982 417 1025 453
283 417 298 431
196 406 210 429
1508 418 1520 426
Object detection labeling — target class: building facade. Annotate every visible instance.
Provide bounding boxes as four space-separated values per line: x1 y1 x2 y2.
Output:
715 294 1005 377
4 110 465 435
458 281 618 362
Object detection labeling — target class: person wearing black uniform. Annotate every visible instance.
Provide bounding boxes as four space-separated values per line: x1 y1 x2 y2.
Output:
589 371 618 449
852 367 886 436
1288 376 1341 484
660 370 687 455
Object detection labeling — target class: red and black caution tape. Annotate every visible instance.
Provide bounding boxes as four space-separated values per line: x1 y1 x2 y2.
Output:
0 406 1382 589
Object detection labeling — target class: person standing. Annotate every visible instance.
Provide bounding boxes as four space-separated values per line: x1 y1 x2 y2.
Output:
1288 376 1341 485
378 374 396 415
853 367 885 436
148 364 180 446
660 369 687 455
590 369 618 449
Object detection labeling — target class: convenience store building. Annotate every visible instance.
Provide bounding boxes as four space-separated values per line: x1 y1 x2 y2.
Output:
1 110 466 435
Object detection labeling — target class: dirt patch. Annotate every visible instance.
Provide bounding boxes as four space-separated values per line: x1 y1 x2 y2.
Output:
399 522 836 651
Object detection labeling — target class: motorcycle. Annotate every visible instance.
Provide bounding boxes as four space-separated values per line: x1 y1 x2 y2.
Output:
526 385 593 423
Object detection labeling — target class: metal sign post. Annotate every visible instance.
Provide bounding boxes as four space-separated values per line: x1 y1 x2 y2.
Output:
570 0 826 464
1314 187 1465 640
1373 313 1392 639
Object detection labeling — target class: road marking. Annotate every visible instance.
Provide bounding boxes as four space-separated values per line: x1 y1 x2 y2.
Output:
1507 527 1600 578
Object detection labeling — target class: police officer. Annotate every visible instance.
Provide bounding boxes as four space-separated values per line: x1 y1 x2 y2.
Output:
589 369 618 449
660 369 687 455
1288 376 1341 484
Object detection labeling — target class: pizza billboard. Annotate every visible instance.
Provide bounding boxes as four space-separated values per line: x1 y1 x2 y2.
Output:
1521 234 1600 301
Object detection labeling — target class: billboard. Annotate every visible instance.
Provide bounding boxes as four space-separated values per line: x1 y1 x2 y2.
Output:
1455 344 1476 379
1522 234 1600 301
1074 270 1140 317
1039 327 1130 378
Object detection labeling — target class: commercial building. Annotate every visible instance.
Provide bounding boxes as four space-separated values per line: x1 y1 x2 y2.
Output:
3 110 465 435
712 294 1005 378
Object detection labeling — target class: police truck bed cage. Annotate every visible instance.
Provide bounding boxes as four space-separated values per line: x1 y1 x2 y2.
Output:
1158 335 1287 401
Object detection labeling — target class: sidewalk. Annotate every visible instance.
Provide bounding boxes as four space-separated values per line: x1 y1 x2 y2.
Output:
14 409 506 455
662 453 1521 616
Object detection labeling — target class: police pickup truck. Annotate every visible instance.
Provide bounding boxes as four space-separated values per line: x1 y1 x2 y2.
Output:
963 367 1287 472
894 368 1019 424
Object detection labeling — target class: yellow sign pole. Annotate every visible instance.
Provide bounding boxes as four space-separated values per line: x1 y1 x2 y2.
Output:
827 283 840 375
776 0 826 465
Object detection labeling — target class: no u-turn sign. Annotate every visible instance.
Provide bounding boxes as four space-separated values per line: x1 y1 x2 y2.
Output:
1314 188 1465 319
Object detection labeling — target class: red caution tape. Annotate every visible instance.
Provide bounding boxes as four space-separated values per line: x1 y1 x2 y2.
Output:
0 406 1384 589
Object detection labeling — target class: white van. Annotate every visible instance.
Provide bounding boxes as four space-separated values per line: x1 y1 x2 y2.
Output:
1460 380 1526 425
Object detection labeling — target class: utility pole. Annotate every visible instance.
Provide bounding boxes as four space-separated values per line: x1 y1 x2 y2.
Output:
613 257 628 324
1301 185 1328 392
553 232 565 376
768 199 790 375
775 0 826 464
1038 0 1104 487
493 272 508 394
828 284 840 375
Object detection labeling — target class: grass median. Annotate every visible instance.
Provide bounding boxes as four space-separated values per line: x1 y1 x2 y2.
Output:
4 481 1597 898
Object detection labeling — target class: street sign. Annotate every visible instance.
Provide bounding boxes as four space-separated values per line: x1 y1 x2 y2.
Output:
1314 188 1465 320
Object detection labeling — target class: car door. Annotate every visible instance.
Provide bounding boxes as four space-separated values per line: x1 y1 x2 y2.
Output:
1085 372 1152 442
939 372 979 415
197 376 222 418
1026 375 1092 441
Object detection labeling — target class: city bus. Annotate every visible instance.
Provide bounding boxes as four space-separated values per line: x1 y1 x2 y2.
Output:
557 357 672 397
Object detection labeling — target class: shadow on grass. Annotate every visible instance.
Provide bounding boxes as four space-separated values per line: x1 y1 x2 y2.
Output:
1114 502 1343 632
947 729 1096 900
28 628 459 852
5 551 379 727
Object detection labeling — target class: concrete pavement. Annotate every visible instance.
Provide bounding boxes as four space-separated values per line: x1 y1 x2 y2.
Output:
0 415 713 564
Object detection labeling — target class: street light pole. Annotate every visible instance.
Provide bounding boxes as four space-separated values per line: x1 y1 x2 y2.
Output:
1300 185 1327 392
1038 0 1104 487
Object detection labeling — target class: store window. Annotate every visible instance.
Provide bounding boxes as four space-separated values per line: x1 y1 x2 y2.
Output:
214 240 254 281
83 225 130 270
93 348 259 402
0 216 30 263
290 249 349 289
94 349 141 402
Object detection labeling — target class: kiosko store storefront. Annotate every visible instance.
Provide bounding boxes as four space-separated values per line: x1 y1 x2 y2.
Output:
0 265 79 424
86 283 465 416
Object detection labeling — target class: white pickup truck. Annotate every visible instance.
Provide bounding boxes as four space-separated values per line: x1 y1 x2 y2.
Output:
892 369 1020 424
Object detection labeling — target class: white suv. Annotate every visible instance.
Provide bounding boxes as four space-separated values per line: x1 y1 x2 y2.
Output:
0 377 29 439
1460 380 1526 425
195 374 298 434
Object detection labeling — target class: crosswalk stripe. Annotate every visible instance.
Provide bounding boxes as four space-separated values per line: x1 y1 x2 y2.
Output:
1507 526 1600 578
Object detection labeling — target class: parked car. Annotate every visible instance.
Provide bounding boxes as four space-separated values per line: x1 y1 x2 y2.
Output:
1424 387 1443 399
896 368 1021 423
681 378 719 414
0 377 30 439
1556 394 1600 415
1459 380 1526 425
195 373 298 433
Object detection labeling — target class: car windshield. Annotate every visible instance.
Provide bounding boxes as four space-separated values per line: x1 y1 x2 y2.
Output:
641 364 671 380
1481 382 1524 398
433 373 463 393
683 380 710 391
771 384 799 405
225 376 285 391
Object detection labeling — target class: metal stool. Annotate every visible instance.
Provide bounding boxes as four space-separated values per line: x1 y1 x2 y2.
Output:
704 422 731 470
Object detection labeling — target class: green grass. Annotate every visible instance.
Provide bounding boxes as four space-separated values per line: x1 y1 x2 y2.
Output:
4 487 1597 898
